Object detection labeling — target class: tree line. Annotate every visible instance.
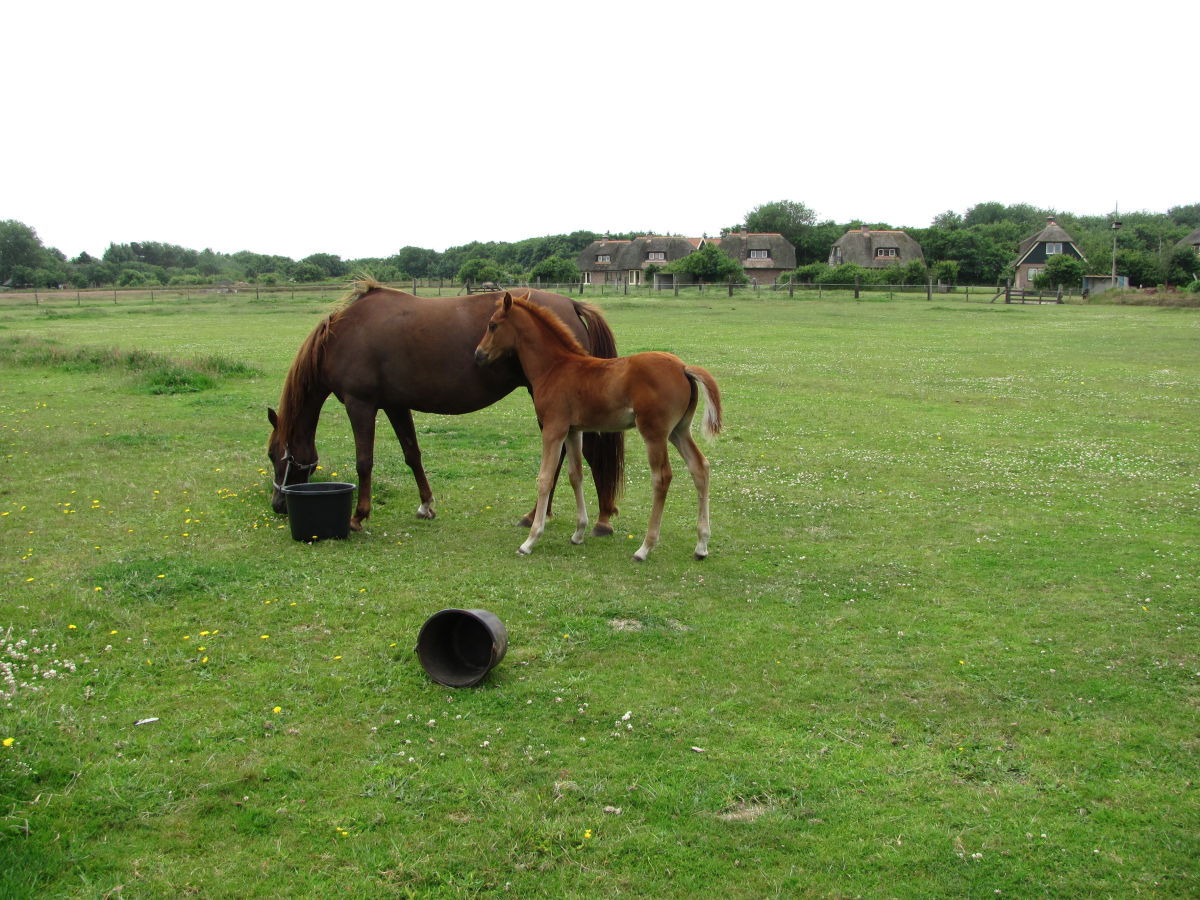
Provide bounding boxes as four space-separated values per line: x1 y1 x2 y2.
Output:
3 200 1198 291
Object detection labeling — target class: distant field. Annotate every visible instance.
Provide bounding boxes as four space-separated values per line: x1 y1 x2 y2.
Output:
1 289 1197 898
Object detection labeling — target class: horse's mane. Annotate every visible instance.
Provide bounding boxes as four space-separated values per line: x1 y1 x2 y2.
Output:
510 294 589 357
276 275 388 442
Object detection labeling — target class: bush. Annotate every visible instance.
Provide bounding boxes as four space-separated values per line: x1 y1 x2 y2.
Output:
793 263 830 283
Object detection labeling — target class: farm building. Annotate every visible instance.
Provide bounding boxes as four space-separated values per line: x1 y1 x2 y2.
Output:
576 233 795 287
1177 227 1200 256
713 232 796 284
827 226 925 269
1012 217 1086 290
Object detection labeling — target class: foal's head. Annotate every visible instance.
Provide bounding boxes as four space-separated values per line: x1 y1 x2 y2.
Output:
474 292 520 366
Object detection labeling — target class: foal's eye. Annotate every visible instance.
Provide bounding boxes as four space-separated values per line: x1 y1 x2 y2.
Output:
488 323 497 332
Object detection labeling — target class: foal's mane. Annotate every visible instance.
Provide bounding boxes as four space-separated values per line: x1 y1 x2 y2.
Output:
509 294 589 357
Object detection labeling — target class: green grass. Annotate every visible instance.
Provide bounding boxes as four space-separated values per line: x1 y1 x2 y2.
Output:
1 289 1197 898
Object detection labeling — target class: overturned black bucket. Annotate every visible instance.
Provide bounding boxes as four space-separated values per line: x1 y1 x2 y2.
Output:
416 609 508 687
281 482 356 542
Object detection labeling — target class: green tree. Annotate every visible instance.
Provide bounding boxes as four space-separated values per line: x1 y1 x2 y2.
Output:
291 262 324 283
740 200 825 263
530 254 580 283
457 258 505 285
0 220 49 285
666 243 745 284
1035 254 1085 289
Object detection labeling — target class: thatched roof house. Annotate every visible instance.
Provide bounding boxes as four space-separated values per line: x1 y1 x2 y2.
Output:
712 232 796 284
1012 217 1086 290
828 227 925 269
576 233 795 286
1177 227 1200 256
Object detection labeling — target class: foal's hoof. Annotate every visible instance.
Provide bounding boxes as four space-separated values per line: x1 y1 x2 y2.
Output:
349 517 365 532
517 515 534 528
416 504 436 520
694 552 708 561
591 522 615 537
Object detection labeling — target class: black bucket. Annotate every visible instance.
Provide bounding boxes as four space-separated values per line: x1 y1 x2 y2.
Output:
281 482 355 542
416 609 508 687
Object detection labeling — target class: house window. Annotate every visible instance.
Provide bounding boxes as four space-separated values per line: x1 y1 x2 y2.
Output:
749 249 769 259
875 247 898 258
596 254 611 264
582 271 592 284
647 251 666 261
1045 243 1063 255
629 270 640 286
1027 268 1041 282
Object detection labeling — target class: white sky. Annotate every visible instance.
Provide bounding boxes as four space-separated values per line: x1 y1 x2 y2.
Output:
4 1 1194 260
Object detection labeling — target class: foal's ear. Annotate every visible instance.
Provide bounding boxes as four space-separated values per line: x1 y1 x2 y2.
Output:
501 291 513 312
267 407 279 428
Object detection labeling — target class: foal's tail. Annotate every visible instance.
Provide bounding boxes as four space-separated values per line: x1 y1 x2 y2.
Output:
685 366 723 439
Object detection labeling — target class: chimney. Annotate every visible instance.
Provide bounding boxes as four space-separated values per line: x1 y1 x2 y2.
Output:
860 224 870 236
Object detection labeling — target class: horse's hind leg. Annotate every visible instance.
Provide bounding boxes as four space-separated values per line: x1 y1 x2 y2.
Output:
583 431 621 537
670 427 712 560
344 398 378 530
384 408 435 519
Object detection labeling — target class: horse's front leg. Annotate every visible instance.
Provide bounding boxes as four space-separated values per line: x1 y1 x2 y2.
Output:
634 436 672 562
565 429 589 545
520 427 568 556
344 399 378 530
384 407 435 520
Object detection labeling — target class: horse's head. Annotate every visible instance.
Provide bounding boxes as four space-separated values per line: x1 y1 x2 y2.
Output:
267 407 318 514
474 292 517 366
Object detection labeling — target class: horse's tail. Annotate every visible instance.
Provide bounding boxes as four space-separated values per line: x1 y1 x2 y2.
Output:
574 300 625 510
573 300 618 359
685 366 723 440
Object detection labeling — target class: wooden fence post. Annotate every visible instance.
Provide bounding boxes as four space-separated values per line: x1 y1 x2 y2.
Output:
854 276 860 300
1004 279 1012 303
788 280 794 298
926 275 933 301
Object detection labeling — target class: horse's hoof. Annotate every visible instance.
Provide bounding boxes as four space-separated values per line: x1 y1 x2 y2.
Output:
517 547 532 557
416 505 436 520
517 515 534 528
349 518 365 532
591 523 614 538
694 551 708 561
632 553 647 562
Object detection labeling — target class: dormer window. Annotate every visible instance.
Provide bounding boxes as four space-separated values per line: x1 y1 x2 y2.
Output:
1045 243 1063 255
647 251 666 261
749 249 770 259
596 254 611 264
875 247 898 258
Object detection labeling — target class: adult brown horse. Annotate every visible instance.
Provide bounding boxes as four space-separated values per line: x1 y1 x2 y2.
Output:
268 277 623 532
475 292 722 561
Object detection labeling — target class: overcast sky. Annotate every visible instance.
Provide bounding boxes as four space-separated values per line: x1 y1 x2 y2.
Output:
5 1 1194 260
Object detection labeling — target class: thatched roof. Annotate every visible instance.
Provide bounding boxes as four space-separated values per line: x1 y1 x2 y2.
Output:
1015 217 1082 264
713 233 797 269
1177 227 1200 249
828 228 925 268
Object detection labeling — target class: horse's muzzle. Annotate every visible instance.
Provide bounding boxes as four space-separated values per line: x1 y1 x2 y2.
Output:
474 348 491 366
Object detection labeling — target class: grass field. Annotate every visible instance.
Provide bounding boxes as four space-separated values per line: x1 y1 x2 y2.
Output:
1 288 1197 898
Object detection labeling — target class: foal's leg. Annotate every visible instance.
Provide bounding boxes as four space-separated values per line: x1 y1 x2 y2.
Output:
633 435 672 562
344 398 378 530
520 427 569 556
565 429 589 545
384 408 435 519
670 427 712 560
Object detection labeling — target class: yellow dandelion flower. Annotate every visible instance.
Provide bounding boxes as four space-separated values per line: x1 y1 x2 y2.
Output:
2 738 14 748
273 706 282 714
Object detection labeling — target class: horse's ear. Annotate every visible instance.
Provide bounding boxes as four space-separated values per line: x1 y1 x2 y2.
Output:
502 292 513 312
268 407 278 428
